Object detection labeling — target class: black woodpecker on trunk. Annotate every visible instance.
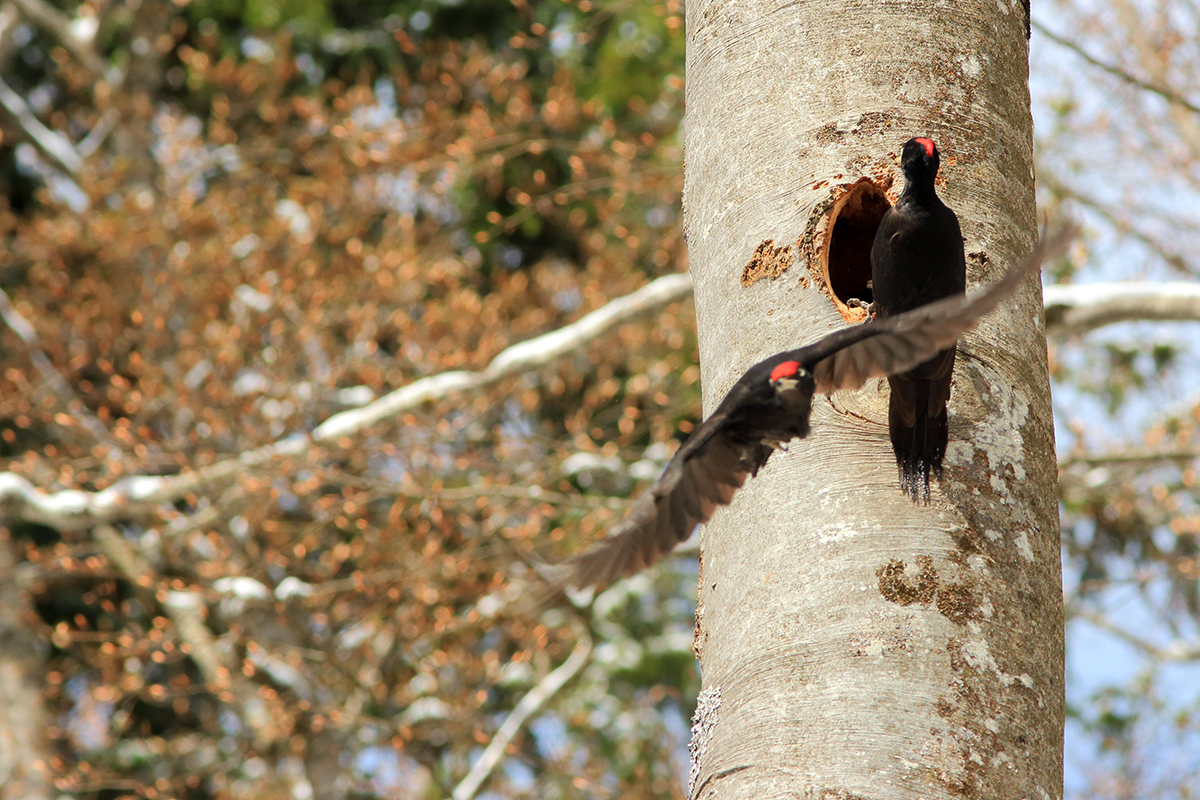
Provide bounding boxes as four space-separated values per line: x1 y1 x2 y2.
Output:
870 137 967 502
553 222 1078 590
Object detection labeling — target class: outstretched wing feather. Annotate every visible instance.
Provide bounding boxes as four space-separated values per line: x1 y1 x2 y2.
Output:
687 437 747 502
560 431 755 589
807 225 1074 395
555 224 1076 591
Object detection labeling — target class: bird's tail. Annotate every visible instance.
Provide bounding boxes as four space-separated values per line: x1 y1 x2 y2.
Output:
888 372 949 504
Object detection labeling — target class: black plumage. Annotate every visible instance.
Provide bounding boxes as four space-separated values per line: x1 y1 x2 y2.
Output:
556 226 1070 590
870 137 967 502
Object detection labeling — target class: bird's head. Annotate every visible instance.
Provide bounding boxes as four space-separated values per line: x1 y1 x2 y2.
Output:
901 137 940 182
769 360 813 395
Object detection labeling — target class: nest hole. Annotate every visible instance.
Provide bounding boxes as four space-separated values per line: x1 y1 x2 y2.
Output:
824 178 892 312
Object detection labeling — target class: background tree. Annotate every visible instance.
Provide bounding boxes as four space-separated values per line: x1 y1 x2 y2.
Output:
1034 1 1200 796
0 0 1196 799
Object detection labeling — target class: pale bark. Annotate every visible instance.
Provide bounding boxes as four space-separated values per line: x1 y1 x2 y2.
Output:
684 1 1063 799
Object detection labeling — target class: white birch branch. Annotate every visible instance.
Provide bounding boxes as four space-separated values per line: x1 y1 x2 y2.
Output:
0 273 694 529
1043 282 1200 336
0 436 308 530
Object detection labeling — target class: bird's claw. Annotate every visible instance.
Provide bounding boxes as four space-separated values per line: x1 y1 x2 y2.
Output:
846 298 876 317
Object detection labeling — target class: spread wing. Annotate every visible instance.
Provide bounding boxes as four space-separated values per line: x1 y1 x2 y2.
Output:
803 225 1074 395
549 224 1074 592
559 423 769 590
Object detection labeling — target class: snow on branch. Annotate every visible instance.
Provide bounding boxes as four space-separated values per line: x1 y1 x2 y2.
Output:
484 273 693 378
311 272 692 439
0 273 693 529
1043 282 1200 336
0 437 310 531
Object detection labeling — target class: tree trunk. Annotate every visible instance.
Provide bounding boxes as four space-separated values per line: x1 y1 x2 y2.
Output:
683 1 1064 799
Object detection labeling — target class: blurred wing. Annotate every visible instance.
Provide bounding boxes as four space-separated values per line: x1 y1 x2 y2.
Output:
807 224 1075 395
808 320 947 395
561 429 762 590
552 224 1076 590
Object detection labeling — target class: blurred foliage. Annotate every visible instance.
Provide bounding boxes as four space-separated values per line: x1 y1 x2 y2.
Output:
1037 1 1200 793
0 0 695 797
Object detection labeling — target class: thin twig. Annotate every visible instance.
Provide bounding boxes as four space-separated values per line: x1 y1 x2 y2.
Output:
1069 604 1200 662
1107 0 1200 160
10 0 117 82
451 627 593 800
92 524 229 685
0 286 123 459
77 108 120 158
1033 19 1200 115
1040 175 1195 275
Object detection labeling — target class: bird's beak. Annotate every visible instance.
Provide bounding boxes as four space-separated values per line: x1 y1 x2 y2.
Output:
772 377 798 392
